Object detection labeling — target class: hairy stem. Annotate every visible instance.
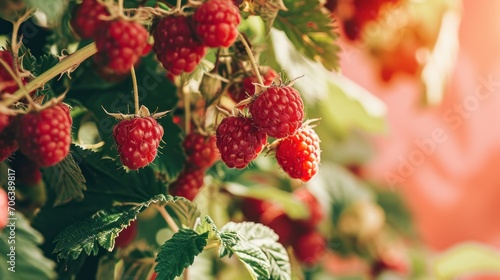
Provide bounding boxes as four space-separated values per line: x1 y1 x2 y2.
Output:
4 43 98 107
131 66 140 115
155 205 180 233
238 32 263 85
10 9 34 74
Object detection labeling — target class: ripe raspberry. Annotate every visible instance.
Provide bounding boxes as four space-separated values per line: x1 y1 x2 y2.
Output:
113 116 164 170
17 104 72 167
292 230 326 266
241 197 271 222
260 206 295 246
71 0 109 39
0 50 23 94
216 116 267 169
183 132 218 169
115 220 137 248
293 188 324 227
153 15 207 76
193 0 241 48
10 152 42 185
94 20 148 74
169 168 205 201
0 113 12 133
275 126 320 182
249 86 304 139
228 67 277 104
0 188 7 229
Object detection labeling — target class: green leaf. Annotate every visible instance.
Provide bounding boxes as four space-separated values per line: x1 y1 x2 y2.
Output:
53 194 169 261
0 214 57 280
273 0 340 71
220 222 292 280
166 196 201 229
25 0 69 26
42 152 87 206
244 0 288 31
268 29 386 135
154 229 208 280
196 216 221 240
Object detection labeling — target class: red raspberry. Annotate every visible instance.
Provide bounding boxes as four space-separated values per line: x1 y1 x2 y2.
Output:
17 104 72 167
249 86 304 139
216 116 267 169
0 127 18 162
292 230 326 266
260 206 295 246
115 220 137 248
0 188 7 229
113 116 164 170
0 50 23 94
193 0 241 48
169 168 205 201
293 188 324 227
153 15 207 76
275 126 320 182
71 0 109 39
10 152 42 185
228 67 277 104
94 20 148 74
183 132 219 169
0 113 12 133
241 197 271 222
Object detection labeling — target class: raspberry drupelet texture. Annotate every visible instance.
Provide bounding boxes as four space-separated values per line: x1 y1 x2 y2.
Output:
17 104 72 167
249 86 304 139
94 20 148 74
216 116 267 169
71 0 109 39
228 67 278 104
113 116 164 170
183 131 219 169
275 126 320 182
193 0 241 48
153 15 207 76
169 168 206 201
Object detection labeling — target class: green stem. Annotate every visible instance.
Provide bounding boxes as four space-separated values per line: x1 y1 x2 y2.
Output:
131 66 140 115
238 32 263 85
3 43 98 107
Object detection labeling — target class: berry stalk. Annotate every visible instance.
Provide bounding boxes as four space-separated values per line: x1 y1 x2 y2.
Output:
4 43 98 107
131 66 140 115
238 32 264 86
155 204 180 233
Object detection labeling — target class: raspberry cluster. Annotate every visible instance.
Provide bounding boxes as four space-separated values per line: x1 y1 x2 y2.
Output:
71 0 149 75
217 81 321 182
169 131 219 201
153 0 241 76
241 188 327 266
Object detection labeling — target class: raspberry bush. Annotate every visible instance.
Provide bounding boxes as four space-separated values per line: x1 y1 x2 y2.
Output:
0 0 434 279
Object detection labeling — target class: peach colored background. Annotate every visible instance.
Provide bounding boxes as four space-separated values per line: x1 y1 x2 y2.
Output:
340 0 500 251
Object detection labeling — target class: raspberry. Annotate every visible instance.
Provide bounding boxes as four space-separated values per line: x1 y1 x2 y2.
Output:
260 206 295 246
113 116 164 170
169 168 205 201
249 86 304 139
216 116 267 169
183 131 219 169
17 104 72 167
0 50 22 94
292 230 326 266
275 126 320 182
0 113 12 133
228 67 277 104
115 220 137 248
10 152 42 185
241 197 271 222
94 20 148 74
193 0 241 48
293 188 324 227
153 15 207 76
0 188 7 229
71 0 109 39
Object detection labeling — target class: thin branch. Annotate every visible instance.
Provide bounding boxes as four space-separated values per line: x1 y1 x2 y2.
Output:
238 32 263 85
131 66 140 115
155 204 179 233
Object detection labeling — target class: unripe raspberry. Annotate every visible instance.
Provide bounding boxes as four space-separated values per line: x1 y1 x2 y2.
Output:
17 104 72 167
193 0 241 48
216 116 267 169
113 116 164 170
249 86 304 139
153 15 207 76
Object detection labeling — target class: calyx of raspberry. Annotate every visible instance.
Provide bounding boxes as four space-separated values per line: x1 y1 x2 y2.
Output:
103 105 169 120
